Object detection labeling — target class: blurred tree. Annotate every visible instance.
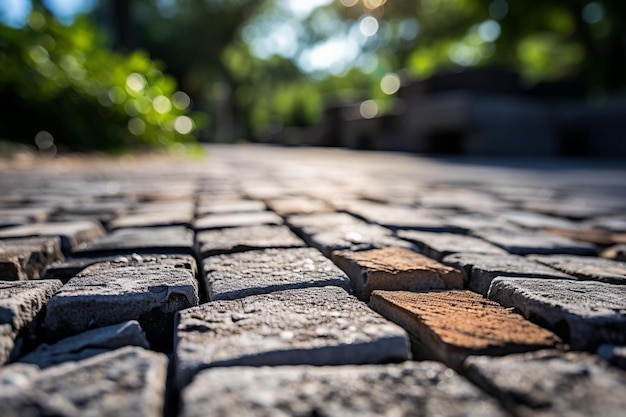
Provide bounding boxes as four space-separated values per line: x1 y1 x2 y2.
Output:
0 7 202 152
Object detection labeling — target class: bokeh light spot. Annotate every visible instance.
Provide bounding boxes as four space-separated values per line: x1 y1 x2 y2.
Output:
582 2 605 24
359 100 379 119
172 91 191 110
153 95 172 114
126 73 146 92
34 131 54 149
174 116 194 134
128 118 146 135
380 73 401 95
359 16 379 37
478 20 501 42
340 0 359 6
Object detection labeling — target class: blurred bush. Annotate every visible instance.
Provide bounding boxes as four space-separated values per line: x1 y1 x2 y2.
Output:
0 9 205 153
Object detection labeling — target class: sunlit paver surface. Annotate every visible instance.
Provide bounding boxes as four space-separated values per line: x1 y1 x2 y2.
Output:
1 144 626 415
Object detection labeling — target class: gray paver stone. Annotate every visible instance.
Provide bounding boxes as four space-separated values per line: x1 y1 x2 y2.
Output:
0 237 63 280
442 253 574 295
72 226 194 256
465 350 626 417
528 254 626 285
110 210 193 229
196 199 266 215
196 225 305 258
43 254 140 283
473 229 598 255
0 280 63 364
344 202 463 232
44 255 198 351
488 277 626 350
203 248 350 301
181 362 508 417
194 211 283 230
32 346 168 417
597 344 626 371
174 286 409 388
601 244 626 261
396 230 507 260
19 320 149 368
0 221 105 252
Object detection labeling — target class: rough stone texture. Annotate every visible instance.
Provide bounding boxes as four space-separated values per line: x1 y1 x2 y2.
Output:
369 290 561 369
528 254 626 285
19 320 149 369
27 347 168 417
181 362 508 417
597 344 626 371
203 248 350 301
196 199 266 215
43 254 141 283
0 280 63 364
174 286 409 388
0 221 106 252
0 237 63 280
265 197 332 216
488 277 626 350
297 222 416 257
331 247 462 300
286 212 362 232
465 350 626 417
343 202 463 232
601 244 626 261
72 226 194 256
196 225 305 258
194 211 283 230
396 230 507 260
44 255 198 351
473 229 598 255
500 210 578 230
443 252 574 295
110 210 193 229
543 226 626 246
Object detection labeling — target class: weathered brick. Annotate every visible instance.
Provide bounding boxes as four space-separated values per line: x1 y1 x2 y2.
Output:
265 197 332 216
0 237 63 280
203 248 350 301
71 226 194 256
31 347 168 417
0 221 105 252
174 286 409 388
196 199 266 215
528 254 626 285
181 362 508 417
465 350 626 417
194 211 283 230
488 277 626 350
19 320 149 369
332 247 462 300
196 225 305 258
110 210 193 229
343 202 463 232
44 255 198 351
443 252 574 295
286 212 362 233
0 279 63 364
473 229 598 255
369 290 561 369
396 230 506 260
43 254 138 283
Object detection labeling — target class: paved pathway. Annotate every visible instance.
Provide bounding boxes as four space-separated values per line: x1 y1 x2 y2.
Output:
1 145 626 416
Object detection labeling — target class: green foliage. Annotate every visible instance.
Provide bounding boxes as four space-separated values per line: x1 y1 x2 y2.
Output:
0 9 203 152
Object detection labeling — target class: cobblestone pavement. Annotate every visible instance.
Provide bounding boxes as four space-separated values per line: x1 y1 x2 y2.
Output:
1 144 626 416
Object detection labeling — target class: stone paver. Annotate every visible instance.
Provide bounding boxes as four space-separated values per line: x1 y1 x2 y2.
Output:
369 290 561 369
29 347 167 417
196 225 305 258
181 362 509 417
488 277 626 350
396 230 507 260
0 280 63 364
196 199 266 215
174 286 409 388
442 252 574 295
0 237 63 280
473 229 598 255
19 320 149 369
43 254 139 282
71 226 194 256
44 255 198 351
465 350 626 417
331 247 462 300
110 210 194 229
265 197 332 216
194 211 283 230
0 221 105 252
528 254 626 284
203 248 350 301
